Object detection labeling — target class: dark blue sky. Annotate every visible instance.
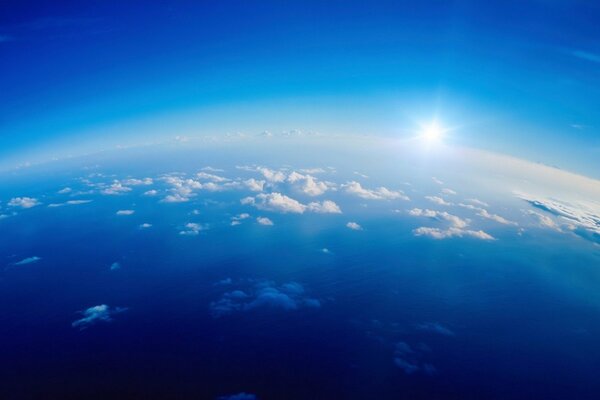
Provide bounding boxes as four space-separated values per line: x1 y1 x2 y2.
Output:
1 1 599 175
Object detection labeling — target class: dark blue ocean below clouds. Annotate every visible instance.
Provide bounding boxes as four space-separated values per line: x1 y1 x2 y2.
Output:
1 156 600 400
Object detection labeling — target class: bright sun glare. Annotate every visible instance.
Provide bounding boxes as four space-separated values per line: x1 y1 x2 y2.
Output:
422 121 444 143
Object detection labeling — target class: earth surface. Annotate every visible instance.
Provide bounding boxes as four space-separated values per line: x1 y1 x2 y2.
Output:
1 135 599 399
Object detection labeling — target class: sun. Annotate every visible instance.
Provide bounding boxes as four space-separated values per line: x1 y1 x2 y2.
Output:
422 121 443 143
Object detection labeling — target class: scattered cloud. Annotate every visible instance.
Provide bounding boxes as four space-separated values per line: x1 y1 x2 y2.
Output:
244 178 265 192
477 209 517 226
257 167 286 183
231 213 251 226
441 188 456 195
8 197 40 208
346 221 362 230
257 216 274 226
179 222 203 236
14 256 41 266
288 171 329 196
116 209 135 216
101 181 132 195
408 208 468 229
242 192 306 213
58 187 72 194
307 200 342 214
425 196 452 206
139 223 152 229
143 189 158 196
343 181 409 200
48 199 92 207
71 304 127 330
122 178 153 186
210 280 320 318
413 226 494 240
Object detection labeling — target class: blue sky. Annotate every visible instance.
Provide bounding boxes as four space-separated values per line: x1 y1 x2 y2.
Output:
1 1 599 176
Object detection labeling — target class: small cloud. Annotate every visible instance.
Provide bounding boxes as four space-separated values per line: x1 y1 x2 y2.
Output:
346 221 362 230
425 196 452 206
48 199 92 207
116 210 135 216
101 182 132 195
307 200 342 214
413 226 494 240
321 248 332 254
432 177 443 185
210 280 320 318
257 216 274 226
143 189 158 196
14 256 41 266
179 222 203 236
231 213 251 226
110 262 121 271
71 304 127 330
122 178 153 186
58 187 72 194
242 192 305 214
9 197 41 208
139 223 152 229
441 188 456 195
343 181 409 201
244 178 265 192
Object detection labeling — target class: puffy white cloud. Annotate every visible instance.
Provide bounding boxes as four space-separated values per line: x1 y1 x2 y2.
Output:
288 171 328 196
116 210 135 216
343 181 408 200
425 196 452 206
408 208 468 229
307 200 342 214
71 304 127 330
179 222 203 236
477 209 517 226
143 189 158 196
257 216 274 226
243 192 306 213
8 197 40 208
122 177 153 186
413 226 494 240
14 256 41 266
101 182 132 195
210 280 320 318
257 167 286 183
243 178 265 192
162 193 189 203
346 221 362 230
231 213 251 226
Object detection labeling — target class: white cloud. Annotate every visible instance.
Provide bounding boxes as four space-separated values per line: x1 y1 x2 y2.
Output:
425 196 452 206
139 223 152 229
179 222 203 236
143 189 158 196
244 178 265 192
477 209 517 226
343 181 408 200
257 216 274 226
408 208 468 229
101 181 132 195
413 226 494 240
466 198 489 207
48 200 92 207
162 193 189 203
122 178 153 186
71 304 127 330
8 197 40 208
14 256 41 266
58 187 72 194
196 172 230 182
116 210 135 216
210 280 320 318
288 171 328 196
346 221 362 230
257 167 286 183
243 192 306 213
307 200 342 214
441 188 456 195
231 213 251 226
432 177 443 185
